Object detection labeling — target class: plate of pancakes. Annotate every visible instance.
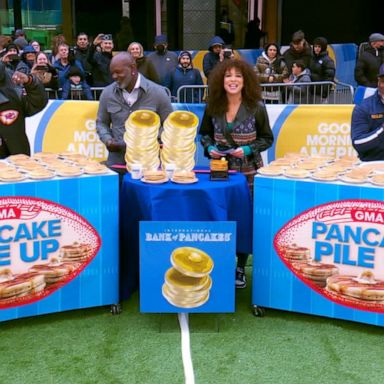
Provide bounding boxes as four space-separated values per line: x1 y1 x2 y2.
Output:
171 171 198 184
141 170 168 184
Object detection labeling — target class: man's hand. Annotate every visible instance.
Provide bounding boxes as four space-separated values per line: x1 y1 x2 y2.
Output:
93 33 105 46
11 71 31 85
106 139 126 152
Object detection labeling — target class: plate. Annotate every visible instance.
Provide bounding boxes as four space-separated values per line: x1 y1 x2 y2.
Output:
171 177 198 184
338 175 367 184
28 173 56 180
141 177 169 184
310 174 338 182
56 170 84 177
369 180 384 187
257 167 284 176
283 170 310 179
0 174 27 182
84 167 110 175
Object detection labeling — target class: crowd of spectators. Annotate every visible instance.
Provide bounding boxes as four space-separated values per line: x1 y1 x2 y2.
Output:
0 28 382 104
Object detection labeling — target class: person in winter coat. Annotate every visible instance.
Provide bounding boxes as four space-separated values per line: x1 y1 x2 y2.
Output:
127 42 159 84
15 45 37 74
309 37 335 102
283 30 313 75
146 34 178 87
286 60 312 104
202 36 226 80
254 43 288 103
0 61 48 157
165 51 204 102
355 33 384 88
54 43 85 88
87 34 114 87
351 65 384 161
30 51 59 98
0 44 20 73
61 66 93 100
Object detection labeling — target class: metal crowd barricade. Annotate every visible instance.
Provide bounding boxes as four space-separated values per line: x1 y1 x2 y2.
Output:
46 86 173 102
260 81 354 104
176 85 208 103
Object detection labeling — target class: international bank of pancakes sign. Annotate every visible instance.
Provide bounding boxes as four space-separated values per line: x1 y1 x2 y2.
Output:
0 197 101 309
274 200 384 313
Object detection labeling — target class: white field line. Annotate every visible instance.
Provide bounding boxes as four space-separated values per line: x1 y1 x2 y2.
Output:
178 313 195 384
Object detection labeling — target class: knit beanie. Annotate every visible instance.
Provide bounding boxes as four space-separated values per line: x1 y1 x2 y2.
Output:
178 50 192 62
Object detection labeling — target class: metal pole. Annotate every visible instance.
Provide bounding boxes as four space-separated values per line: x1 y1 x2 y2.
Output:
248 0 255 21
155 0 161 35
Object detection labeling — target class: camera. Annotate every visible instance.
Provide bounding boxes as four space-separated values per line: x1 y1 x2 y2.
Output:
35 65 49 71
223 49 232 59
8 54 20 62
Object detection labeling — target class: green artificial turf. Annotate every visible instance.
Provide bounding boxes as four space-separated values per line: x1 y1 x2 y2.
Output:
1 267 383 384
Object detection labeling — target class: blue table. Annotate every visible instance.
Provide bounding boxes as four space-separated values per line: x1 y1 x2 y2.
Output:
120 172 252 299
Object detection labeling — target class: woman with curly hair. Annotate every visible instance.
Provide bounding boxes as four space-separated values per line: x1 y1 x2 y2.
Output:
199 58 273 288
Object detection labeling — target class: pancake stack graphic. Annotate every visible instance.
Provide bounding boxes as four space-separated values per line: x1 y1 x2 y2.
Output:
59 242 92 262
124 110 161 172
160 111 199 172
162 247 213 308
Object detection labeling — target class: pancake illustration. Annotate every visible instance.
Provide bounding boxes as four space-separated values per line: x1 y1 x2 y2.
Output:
326 271 384 302
0 269 46 300
59 242 92 262
29 258 80 284
292 261 339 287
281 244 311 261
163 247 214 308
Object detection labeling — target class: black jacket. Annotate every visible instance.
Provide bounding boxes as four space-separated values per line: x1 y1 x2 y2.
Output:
87 45 113 87
355 46 384 87
0 66 48 157
283 43 313 74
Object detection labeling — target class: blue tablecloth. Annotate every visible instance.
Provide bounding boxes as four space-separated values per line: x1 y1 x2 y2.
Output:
120 172 252 299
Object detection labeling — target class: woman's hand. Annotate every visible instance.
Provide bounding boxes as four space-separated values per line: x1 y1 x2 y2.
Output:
230 147 245 158
208 145 226 159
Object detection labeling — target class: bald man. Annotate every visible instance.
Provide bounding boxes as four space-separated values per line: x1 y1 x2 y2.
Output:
96 52 173 167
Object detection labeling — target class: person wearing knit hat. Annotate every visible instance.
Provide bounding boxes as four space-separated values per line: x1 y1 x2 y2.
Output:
355 32 384 87
165 50 203 102
1 43 20 72
61 65 93 100
283 30 312 75
309 37 335 102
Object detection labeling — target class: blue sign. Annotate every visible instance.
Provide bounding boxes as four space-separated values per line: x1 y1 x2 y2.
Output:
140 221 236 313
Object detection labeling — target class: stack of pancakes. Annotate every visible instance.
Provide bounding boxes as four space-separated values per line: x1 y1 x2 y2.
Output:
29 258 80 284
210 158 228 171
59 242 92 262
282 244 311 261
162 247 213 308
171 170 197 184
326 271 384 302
142 170 167 183
160 111 198 172
0 268 46 300
292 261 339 287
124 110 161 172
